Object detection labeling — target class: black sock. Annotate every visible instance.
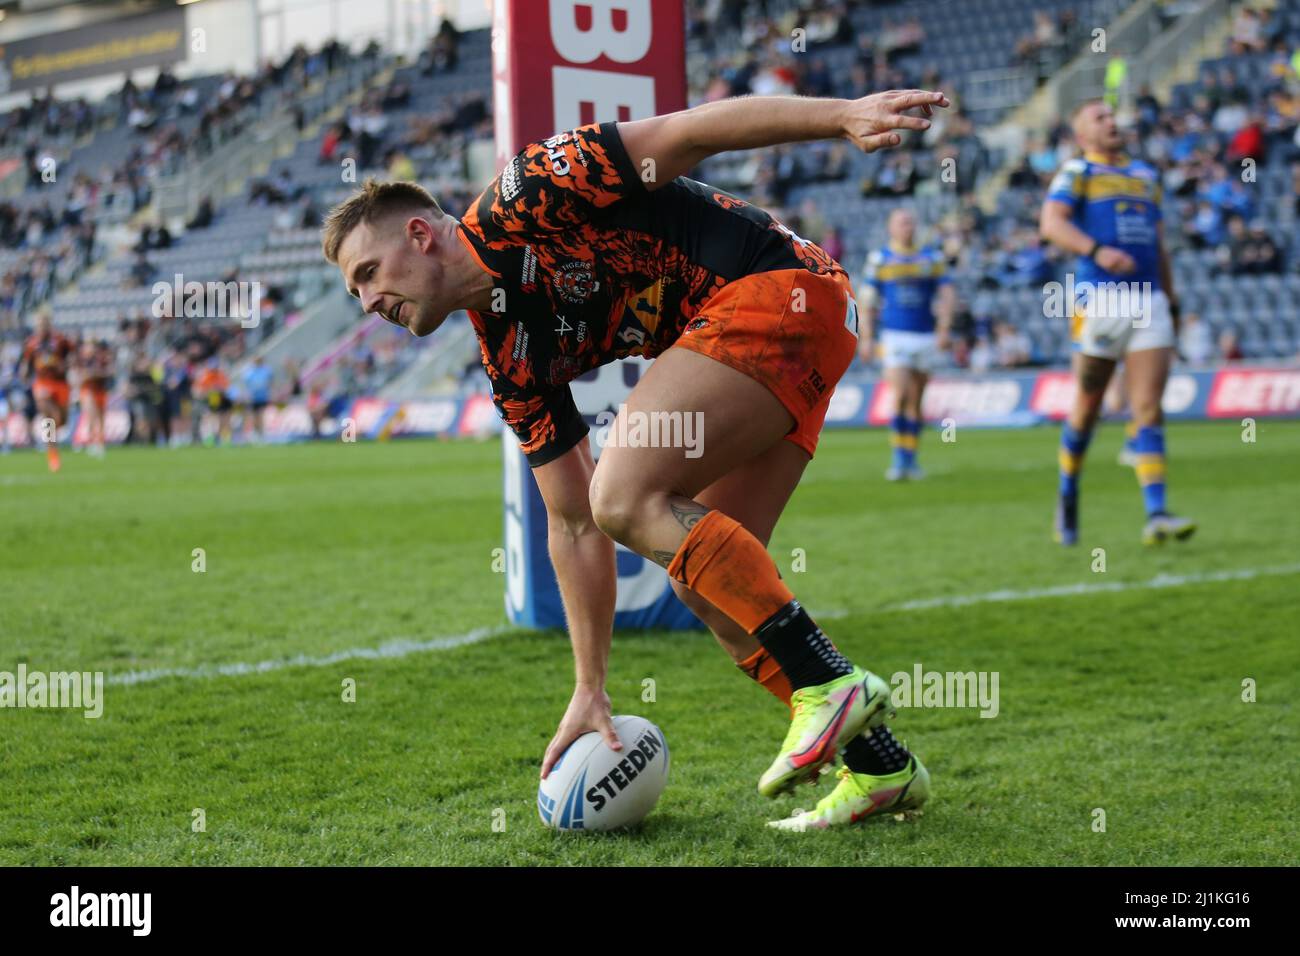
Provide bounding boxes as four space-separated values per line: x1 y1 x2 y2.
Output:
842 727 911 776
753 601 852 690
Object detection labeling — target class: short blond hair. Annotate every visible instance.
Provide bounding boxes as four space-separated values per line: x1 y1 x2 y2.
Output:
321 178 443 263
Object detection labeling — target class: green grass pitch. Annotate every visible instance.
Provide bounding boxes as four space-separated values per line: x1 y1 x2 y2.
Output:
1 420 1296 865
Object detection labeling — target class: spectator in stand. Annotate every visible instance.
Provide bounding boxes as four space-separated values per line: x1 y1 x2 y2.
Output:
1184 200 1223 249
867 152 918 196
994 321 1033 367
800 56 834 98
969 331 995 373
997 231 1052 287
1219 328 1244 361
1234 221 1283 274
387 148 416 182
1179 313 1214 365
819 142 851 182
1201 163 1255 222
1229 6 1265 54
127 250 154 288
319 121 345 164
821 227 845 265
422 17 460 75
187 196 215 231
1226 111 1266 165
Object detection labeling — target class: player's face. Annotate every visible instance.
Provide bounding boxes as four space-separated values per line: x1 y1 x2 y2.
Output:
1077 103 1122 152
338 217 447 338
889 211 916 247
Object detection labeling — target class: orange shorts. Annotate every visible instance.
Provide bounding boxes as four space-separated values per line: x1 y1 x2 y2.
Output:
33 379 70 409
81 385 108 412
668 268 859 458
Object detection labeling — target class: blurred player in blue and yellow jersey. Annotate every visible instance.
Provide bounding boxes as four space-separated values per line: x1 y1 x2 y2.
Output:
857 208 954 480
1040 99 1195 546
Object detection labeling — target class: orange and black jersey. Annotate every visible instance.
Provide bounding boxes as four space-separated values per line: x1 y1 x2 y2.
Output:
22 332 73 382
81 348 114 390
459 121 846 467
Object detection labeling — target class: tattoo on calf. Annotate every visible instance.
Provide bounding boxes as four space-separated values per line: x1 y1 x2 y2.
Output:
669 499 710 532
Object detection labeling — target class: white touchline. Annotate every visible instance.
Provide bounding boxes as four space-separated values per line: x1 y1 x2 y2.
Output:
106 626 511 687
814 563 1300 618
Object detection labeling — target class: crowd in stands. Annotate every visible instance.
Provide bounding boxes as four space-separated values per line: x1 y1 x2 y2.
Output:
4 0 1299 449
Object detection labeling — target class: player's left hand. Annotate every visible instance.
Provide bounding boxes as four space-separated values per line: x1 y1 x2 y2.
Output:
842 90 950 153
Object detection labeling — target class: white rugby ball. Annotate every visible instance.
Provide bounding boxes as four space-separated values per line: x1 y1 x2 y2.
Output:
538 715 670 831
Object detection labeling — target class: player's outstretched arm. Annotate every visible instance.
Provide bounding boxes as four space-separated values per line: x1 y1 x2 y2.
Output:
618 90 949 191
534 440 622 779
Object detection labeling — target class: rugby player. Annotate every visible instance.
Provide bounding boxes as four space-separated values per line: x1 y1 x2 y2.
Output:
20 310 74 473
323 91 949 828
78 339 114 458
858 208 954 480
1040 100 1196 546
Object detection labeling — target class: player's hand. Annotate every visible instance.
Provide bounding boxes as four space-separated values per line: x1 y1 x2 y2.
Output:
937 331 951 351
841 90 949 153
1094 246 1137 274
540 683 621 779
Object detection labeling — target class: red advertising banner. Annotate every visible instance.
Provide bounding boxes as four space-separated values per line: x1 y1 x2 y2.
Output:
1207 368 1300 418
491 0 687 169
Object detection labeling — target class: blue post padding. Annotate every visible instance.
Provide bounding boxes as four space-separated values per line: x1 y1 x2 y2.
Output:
501 358 704 631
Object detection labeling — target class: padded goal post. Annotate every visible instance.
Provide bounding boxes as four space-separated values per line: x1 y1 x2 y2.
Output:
491 0 700 629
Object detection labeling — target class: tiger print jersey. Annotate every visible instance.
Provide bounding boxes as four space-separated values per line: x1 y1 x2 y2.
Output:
458 121 845 466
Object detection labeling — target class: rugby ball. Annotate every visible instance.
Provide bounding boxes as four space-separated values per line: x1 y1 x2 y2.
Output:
538 715 669 831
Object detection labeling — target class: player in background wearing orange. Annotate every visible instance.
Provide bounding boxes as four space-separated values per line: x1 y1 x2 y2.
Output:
78 340 114 458
193 358 234 445
20 310 74 472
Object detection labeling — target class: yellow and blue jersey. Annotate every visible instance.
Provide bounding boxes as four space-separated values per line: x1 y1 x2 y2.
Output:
1045 152 1163 288
863 243 950 334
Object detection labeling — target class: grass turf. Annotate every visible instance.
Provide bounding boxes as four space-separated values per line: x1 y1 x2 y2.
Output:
0 420 1296 865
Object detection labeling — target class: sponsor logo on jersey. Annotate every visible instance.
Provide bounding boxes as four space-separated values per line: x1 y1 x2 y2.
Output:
543 133 572 176
500 157 524 203
520 245 538 293
684 317 709 333
797 368 827 407
511 322 530 362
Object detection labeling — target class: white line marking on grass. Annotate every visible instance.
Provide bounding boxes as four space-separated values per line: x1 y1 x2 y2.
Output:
814 563 1300 618
107 625 511 687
